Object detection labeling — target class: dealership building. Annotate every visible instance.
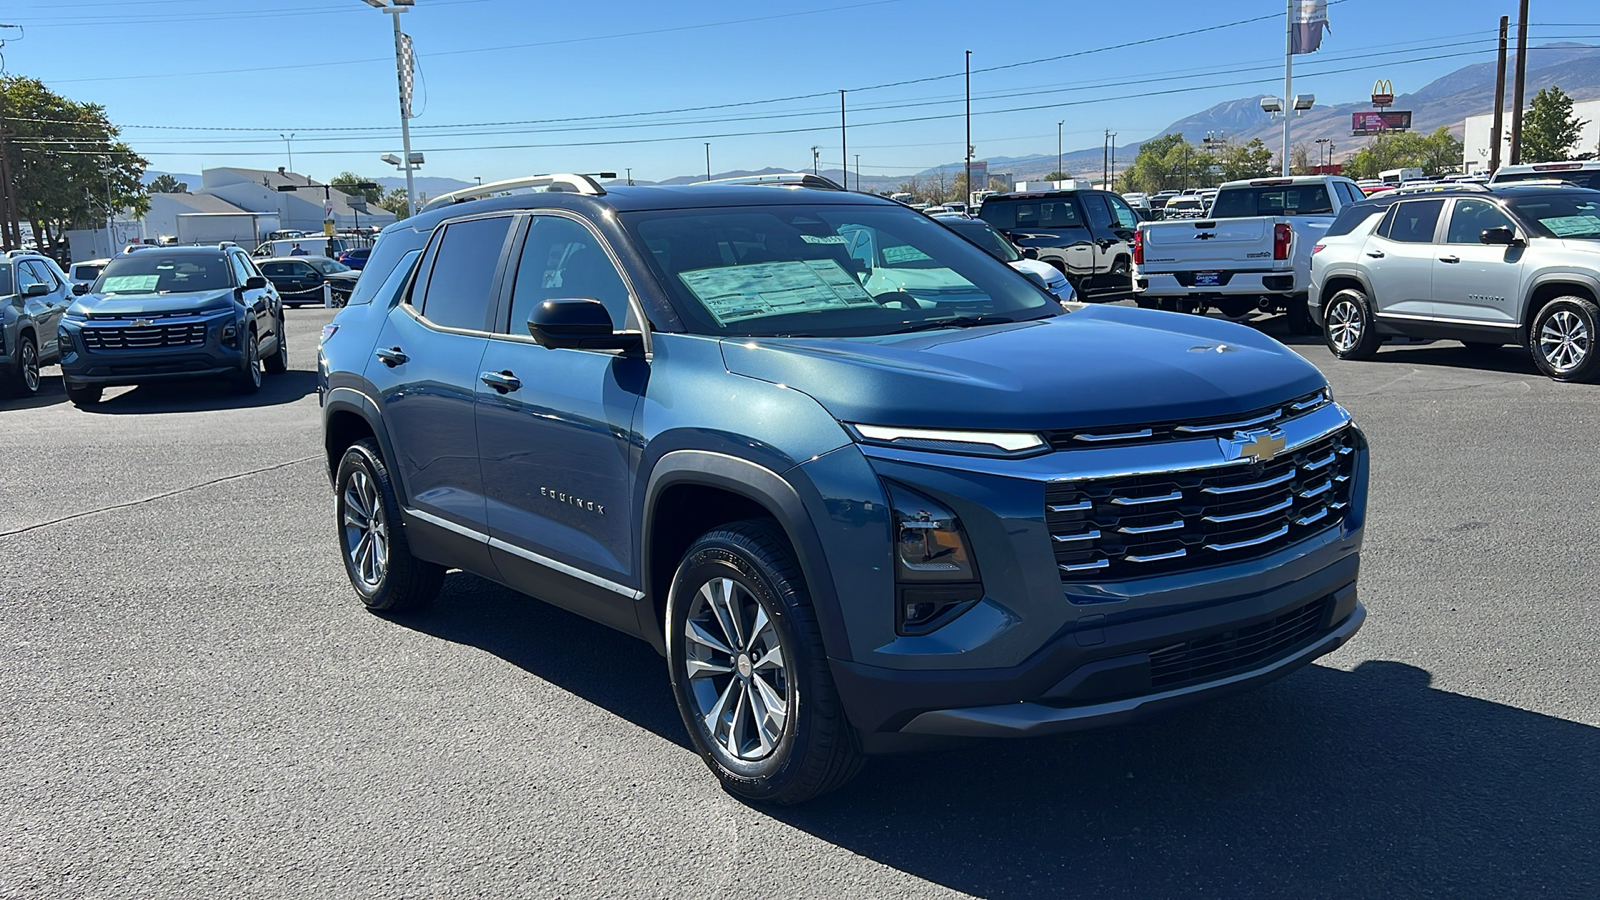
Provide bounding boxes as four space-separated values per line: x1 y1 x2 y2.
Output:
1461 97 1600 174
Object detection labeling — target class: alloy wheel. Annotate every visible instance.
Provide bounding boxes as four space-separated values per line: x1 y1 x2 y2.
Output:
342 468 388 590
682 576 790 762
1328 299 1364 353
1539 309 1591 373
21 340 39 393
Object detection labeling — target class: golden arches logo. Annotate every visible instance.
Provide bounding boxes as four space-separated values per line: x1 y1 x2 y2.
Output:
1372 79 1394 96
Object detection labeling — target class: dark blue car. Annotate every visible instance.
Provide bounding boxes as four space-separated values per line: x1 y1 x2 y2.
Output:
337 247 371 270
317 174 1368 804
60 246 287 406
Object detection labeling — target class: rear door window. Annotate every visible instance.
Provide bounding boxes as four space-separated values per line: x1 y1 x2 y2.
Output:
1379 199 1445 243
417 215 515 331
1082 194 1114 231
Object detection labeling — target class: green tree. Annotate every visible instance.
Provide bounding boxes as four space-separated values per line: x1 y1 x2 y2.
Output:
378 187 411 220
1 76 148 255
1216 138 1277 181
331 171 385 206
147 173 187 193
1342 127 1463 179
1118 134 1210 193
1043 170 1071 181
1521 86 1588 163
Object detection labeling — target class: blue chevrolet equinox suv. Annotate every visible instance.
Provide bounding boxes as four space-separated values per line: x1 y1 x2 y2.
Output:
60 246 287 407
318 173 1369 804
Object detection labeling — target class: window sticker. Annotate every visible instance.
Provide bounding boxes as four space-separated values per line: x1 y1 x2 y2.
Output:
800 234 846 244
679 259 878 325
1539 215 1600 237
881 245 933 264
101 275 161 293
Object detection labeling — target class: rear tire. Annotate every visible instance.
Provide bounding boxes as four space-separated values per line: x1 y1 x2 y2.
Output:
1286 294 1318 335
1529 296 1600 383
263 318 289 374
667 519 864 806
1323 288 1381 360
334 438 444 613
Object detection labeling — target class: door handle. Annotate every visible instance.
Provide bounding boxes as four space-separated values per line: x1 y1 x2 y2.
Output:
374 346 408 367
1438 255 1460 263
1365 250 1386 258
480 370 522 394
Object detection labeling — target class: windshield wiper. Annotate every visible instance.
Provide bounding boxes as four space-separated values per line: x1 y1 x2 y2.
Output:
893 315 1014 334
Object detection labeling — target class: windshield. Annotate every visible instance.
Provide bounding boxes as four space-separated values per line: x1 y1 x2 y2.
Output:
1508 193 1600 239
308 258 351 274
942 219 1020 262
623 204 1059 337
1210 184 1334 218
92 253 231 294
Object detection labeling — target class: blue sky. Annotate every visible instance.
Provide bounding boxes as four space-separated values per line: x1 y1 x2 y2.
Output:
10 0 1599 185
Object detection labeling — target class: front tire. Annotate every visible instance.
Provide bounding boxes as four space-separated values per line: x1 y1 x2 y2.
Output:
667 520 863 805
1530 296 1600 383
3 334 40 397
1285 293 1318 335
1323 288 1381 360
334 438 444 613
64 381 102 407
234 328 262 394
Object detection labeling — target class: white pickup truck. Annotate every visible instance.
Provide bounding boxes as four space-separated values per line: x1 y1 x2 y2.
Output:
1132 175 1366 330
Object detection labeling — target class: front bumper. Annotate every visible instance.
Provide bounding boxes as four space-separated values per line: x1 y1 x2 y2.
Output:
59 315 246 387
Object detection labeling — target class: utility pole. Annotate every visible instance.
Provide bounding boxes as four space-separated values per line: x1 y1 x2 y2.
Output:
1491 15 1509 173
1510 0 1530 165
964 51 972 208
1103 129 1109 185
1281 0 1294 175
626 167 633 186
1057 121 1064 181
839 89 846 189
1110 132 1117 189
854 154 860 191
811 146 819 176
704 143 711 182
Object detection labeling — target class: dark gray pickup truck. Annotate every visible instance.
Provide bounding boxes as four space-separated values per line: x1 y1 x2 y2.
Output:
978 188 1141 301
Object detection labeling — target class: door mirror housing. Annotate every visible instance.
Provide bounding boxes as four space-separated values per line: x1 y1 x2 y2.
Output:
1020 247 1040 260
1480 226 1520 246
526 298 644 352
72 282 90 296
243 276 269 291
25 283 50 297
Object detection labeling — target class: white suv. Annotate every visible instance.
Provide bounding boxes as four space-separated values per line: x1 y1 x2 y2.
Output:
1309 184 1600 382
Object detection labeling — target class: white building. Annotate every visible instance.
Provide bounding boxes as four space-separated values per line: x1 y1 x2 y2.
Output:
1463 98 1600 173
200 167 396 233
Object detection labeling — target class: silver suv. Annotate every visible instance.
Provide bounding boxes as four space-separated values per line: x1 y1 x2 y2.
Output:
1309 184 1600 382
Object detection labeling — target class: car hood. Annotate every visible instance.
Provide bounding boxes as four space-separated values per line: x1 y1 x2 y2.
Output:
719 305 1326 431
323 271 361 284
70 288 238 317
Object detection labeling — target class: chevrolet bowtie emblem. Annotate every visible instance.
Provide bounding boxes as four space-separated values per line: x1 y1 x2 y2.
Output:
132 318 153 328
1237 430 1287 462
1194 232 1217 240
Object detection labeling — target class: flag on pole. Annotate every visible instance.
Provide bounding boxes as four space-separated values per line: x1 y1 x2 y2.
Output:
1291 0 1329 55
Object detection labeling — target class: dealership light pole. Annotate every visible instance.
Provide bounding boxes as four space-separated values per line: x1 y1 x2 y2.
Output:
704 142 711 181
279 133 296 174
1057 121 1063 181
964 51 972 207
839 89 847 189
362 0 419 217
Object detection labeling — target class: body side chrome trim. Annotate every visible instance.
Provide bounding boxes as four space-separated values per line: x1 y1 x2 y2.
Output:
403 506 643 599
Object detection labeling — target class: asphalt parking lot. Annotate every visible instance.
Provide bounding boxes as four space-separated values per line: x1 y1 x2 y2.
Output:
2 307 1597 899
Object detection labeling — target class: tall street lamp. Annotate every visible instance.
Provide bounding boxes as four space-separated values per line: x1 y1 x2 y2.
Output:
1057 120 1064 181
361 0 419 217
280 133 296 174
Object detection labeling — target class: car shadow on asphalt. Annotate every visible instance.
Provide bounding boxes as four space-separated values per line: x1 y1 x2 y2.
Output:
1 374 69 410
76 370 319 414
395 571 690 749
390 576 1598 897
773 660 1599 898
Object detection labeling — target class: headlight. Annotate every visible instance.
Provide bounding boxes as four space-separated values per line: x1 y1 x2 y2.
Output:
885 483 982 635
849 423 1046 457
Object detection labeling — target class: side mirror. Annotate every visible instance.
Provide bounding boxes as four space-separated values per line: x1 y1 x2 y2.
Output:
244 276 268 291
1480 226 1519 246
25 283 51 297
1021 247 1040 260
527 298 643 352
72 282 90 296
1021 270 1051 292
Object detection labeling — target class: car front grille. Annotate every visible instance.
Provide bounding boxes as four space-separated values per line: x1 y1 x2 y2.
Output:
1043 389 1330 450
82 323 208 351
1148 596 1329 689
1047 427 1355 580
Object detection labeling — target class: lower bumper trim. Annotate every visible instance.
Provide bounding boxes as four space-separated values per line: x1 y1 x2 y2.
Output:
900 603 1365 738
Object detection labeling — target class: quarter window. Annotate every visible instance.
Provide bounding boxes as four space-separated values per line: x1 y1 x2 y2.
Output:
1380 199 1444 243
1445 199 1515 244
417 215 515 331
507 216 633 333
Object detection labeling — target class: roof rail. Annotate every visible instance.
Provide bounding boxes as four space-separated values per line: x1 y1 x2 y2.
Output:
692 173 846 191
420 173 610 213
1386 182 1491 196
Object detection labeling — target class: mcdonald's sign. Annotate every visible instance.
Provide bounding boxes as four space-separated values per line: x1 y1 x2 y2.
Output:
1371 79 1395 107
